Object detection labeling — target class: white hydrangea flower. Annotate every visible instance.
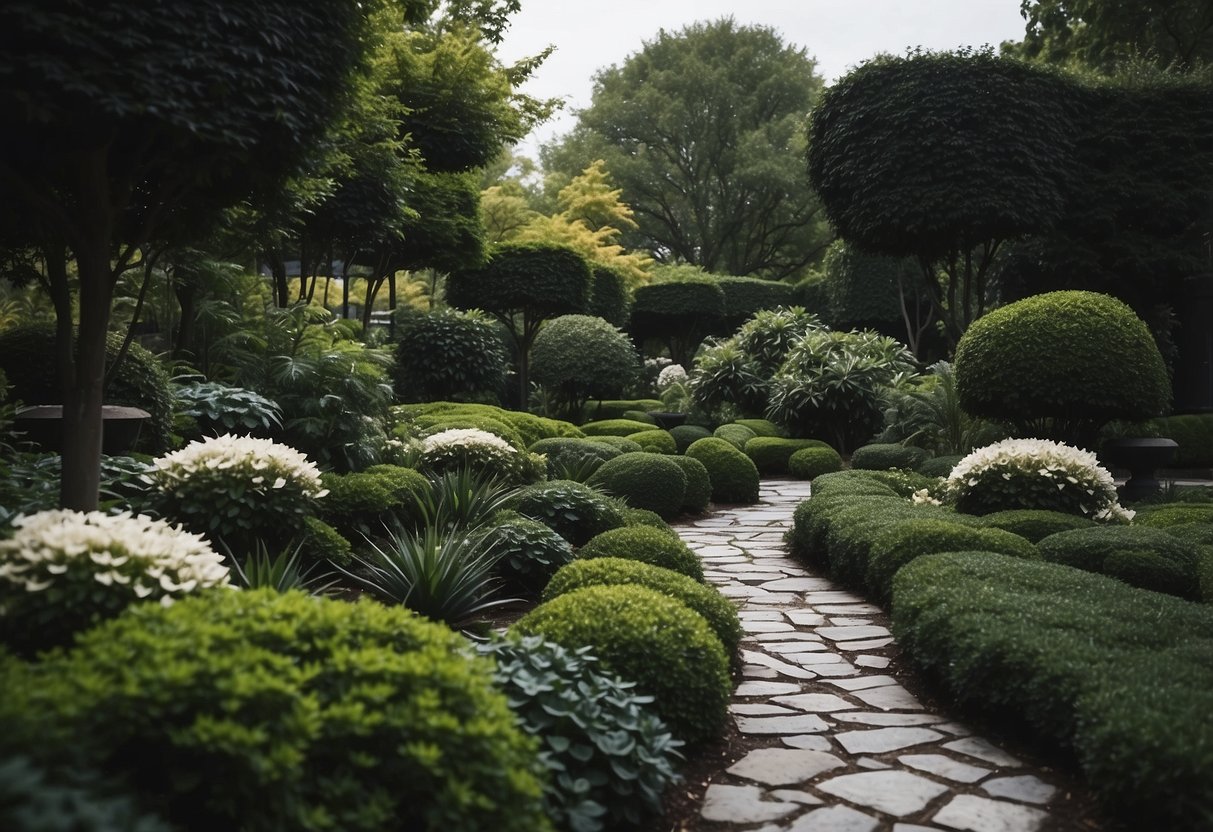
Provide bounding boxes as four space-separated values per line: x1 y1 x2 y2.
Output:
151 434 327 499
656 363 688 391
421 428 517 456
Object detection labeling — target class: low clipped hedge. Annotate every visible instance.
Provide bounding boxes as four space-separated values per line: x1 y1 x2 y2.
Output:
733 418 783 437
588 436 642 454
621 410 657 425
630 429 678 455
578 526 704 582
580 419 658 437
395 402 584 447
585 400 664 421
412 414 527 450
670 424 711 453
745 436 832 474
669 455 712 513
788 445 843 480
1037 526 1204 601
1134 503 1213 529
515 480 626 546
318 465 428 540
713 423 757 450
893 552 1213 831
685 438 760 504
543 557 742 653
849 443 931 471
916 454 964 478
977 509 1096 543
621 508 680 537
514 584 731 745
10 590 549 832
592 453 687 519
529 437 621 479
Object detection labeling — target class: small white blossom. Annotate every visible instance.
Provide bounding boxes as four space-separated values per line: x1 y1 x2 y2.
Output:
151 434 325 500
421 428 516 456
656 364 688 391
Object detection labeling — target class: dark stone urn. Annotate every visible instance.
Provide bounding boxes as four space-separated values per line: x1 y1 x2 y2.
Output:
14 405 151 455
1102 438 1179 502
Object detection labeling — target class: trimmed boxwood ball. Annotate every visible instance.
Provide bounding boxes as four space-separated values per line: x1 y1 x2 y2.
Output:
531 315 639 421
745 436 833 474
592 452 687 518
515 480 626 546
669 455 712 513
621 507 680 537
686 437 761 504
629 429 678 455
621 409 658 425
514 584 731 745
916 454 965 478
713 423 757 450
588 435 643 454
19 590 550 832
788 445 843 480
393 308 507 404
578 526 704 582
318 465 427 540
300 516 353 567
734 418 783 437
977 509 1097 543
850 443 931 471
670 424 711 453
954 291 1170 441
1038 526 1203 601
580 419 657 437
544 557 742 653
529 437 621 479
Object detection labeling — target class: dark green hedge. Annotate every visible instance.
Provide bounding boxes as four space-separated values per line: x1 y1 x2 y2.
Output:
685 437 760 504
715 277 800 329
1037 526 1204 601
446 243 591 322
849 443 931 472
587 266 631 328
744 436 833 474
1150 414 1213 468
591 452 687 519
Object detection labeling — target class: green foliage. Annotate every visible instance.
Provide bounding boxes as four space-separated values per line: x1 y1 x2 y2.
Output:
225 538 337 594
916 454 965 478
1151 414 1213 468
877 361 1007 456
954 291 1170 444
713 423 758 450
715 277 802 329
685 437 761 504
299 516 354 568
545 558 741 653
578 526 704 582
787 445 843 480
529 437 620 480
734 307 824 375
744 436 833 474
417 428 545 485
621 508 680 537
579 419 657 437
172 379 282 438
17 590 549 832
476 635 682 832
733 418 784 437
531 315 638 421
620 410 657 425
669 424 711 453
393 308 507 404
630 279 727 366
514 584 731 745
483 512 574 596
411 467 520 532
397 403 585 447
976 509 1096 543
668 455 712 513
591 452 688 519
586 436 642 454
318 465 427 542
584 399 665 421
892 551 1213 830
0 754 170 832
1038 526 1203 600
849 443 931 471
514 480 626 546
689 340 768 416
1135 504 1213 529
820 240 918 330
628 429 678 455
410 413 527 450
586 266 631 328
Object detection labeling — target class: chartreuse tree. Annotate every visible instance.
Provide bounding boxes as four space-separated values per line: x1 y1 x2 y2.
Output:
0 0 430 510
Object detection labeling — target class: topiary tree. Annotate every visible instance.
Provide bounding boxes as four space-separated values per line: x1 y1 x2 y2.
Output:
820 240 934 358
393 307 507 404
630 278 727 367
954 291 1170 446
586 265 631 328
530 315 638 421
715 277 802 331
446 243 592 402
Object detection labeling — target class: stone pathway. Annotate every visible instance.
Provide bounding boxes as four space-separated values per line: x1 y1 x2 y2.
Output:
676 479 1062 832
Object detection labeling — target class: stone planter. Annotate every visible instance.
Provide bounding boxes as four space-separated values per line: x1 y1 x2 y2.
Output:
14 405 151 456
647 411 687 430
1102 438 1179 502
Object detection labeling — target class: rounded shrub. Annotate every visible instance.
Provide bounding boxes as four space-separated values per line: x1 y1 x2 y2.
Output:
670 424 711 453
515 480 627 546
629 429 678 455
544 558 741 653
977 509 1097 543
850 443 931 471
1134 504 1213 529
412 413 527 449
734 418 783 437
587 435 643 454
621 409 657 425
788 445 843 480
810 469 901 500
669 455 712 513
916 454 965 478
578 526 704 582
513 584 731 745
585 399 665 421
531 315 638 421
23 590 549 832
744 436 833 474
299 516 353 567
529 437 620 479
1038 526 1203 600
476 635 681 832
318 465 427 540
418 427 545 484
393 308 507 403
621 508 680 537
592 452 687 519
713 423 757 450
685 437 761 504
580 419 657 437
954 291 1170 441
484 512 575 595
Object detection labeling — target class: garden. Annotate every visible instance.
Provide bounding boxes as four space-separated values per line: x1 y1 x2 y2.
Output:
2 2 1213 831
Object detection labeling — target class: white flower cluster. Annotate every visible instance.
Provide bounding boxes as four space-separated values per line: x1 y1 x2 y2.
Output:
656 364 688 391
0 510 231 605
421 428 517 457
152 434 327 498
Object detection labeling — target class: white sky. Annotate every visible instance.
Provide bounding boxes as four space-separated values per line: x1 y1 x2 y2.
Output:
496 0 1030 159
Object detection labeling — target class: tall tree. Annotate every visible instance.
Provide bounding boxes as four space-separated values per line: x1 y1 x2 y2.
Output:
543 18 832 281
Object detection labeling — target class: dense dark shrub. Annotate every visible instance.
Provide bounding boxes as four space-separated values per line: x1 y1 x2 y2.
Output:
788 445 843 479
484 512 575 595
586 266 631 328
1151 414 1213 468
976 509 1096 543
544 558 741 653
669 424 711 453
318 465 428 541
685 438 760 504
393 308 507 404
713 423 757 450
0 753 170 832
531 315 638 421
397 403 586 447
515 480 626 546
16 590 549 832
588 435 642 454
1134 503 1213 529
629 429 678 454
733 418 783 437
849 443 931 471
529 437 620 479
1038 526 1203 600
299 516 354 567
916 454 964 478
955 291 1170 444
578 526 704 582
580 419 657 437
744 436 833 474
668 455 712 513
620 410 657 425
630 279 727 366
592 453 687 519
172 380 282 439
621 507 679 536
514 584 731 745
716 277 801 329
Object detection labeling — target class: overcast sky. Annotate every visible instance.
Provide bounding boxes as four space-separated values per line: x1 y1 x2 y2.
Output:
496 0 1030 158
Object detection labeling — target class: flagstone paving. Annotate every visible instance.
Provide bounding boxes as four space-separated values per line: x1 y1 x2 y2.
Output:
676 479 1063 832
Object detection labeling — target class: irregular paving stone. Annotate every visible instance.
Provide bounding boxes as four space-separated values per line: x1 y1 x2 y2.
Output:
741 650 818 680
789 652 846 666
943 737 1023 768
766 641 831 653
762 577 828 591
893 825 945 832
786 610 827 626
852 684 924 711
745 592 803 605
834 727 945 754
982 775 1057 805
743 665 780 679
816 625 893 641
770 788 825 805
899 753 992 783
808 661 861 677
817 770 950 816
829 617 875 626
825 674 897 691
804 590 868 604
817 603 884 615
854 655 891 669
700 784 798 824
736 680 802 697
744 620 798 633
832 711 945 727
727 748 845 785
932 794 1048 832
836 638 895 651
934 721 973 736
741 610 788 621
856 757 892 770
772 692 854 712
752 631 824 642
782 734 835 751
737 714 830 735
731 703 799 716
785 804 880 832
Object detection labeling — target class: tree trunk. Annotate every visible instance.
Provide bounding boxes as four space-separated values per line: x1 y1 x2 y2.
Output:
173 278 198 362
